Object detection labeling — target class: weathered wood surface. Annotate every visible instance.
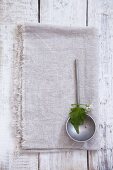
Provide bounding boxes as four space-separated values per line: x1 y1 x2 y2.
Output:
0 0 113 169
39 152 87 170
0 0 38 23
39 0 88 170
9 154 38 170
88 0 113 169
0 0 38 169
0 25 14 170
40 0 86 26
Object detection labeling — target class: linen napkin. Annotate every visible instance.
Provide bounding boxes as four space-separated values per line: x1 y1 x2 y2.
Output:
14 24 100 151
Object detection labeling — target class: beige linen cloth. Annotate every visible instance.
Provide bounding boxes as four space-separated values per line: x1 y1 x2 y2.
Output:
14 24 100 151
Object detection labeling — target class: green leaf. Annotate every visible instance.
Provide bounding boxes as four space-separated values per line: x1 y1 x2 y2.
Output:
69 105 87 134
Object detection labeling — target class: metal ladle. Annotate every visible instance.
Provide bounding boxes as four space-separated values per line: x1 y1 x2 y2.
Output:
66 60 96 142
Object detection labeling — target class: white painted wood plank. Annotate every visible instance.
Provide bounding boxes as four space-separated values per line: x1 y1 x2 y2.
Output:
88 0 113 169
0 0 38 169
88 150 113 170
9 154 38 170
0 25 39 170
40 152 87 170
40 0 87 170
88 0 113 149
40 0 87 26
0 25 14 169
0 0 38 23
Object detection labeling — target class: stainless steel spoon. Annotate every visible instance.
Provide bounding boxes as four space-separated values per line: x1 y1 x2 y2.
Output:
66 60 96 142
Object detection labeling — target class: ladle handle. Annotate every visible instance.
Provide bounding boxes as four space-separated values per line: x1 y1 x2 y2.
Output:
75 59 80 105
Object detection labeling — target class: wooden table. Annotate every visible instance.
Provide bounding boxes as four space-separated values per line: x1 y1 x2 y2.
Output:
0 0 113 169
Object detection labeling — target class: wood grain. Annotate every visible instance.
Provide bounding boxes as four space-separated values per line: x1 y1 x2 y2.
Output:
9 154 38 170
39 0 88 170
88 0 113 169
0 25 14 170
40 0 87 26
39 152 87 170
0 0 38 23
0 0 112 169
0 0 38 169
88 150 113 170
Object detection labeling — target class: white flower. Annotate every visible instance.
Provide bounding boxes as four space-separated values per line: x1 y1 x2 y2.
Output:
85 104 93 111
